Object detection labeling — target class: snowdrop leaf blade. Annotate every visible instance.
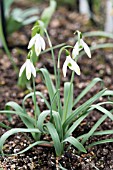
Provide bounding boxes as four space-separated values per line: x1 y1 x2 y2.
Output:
81 39 91 58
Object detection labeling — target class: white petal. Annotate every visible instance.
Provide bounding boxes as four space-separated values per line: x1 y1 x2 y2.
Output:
39 35 45 50
62 57 69 77
28 35 37 49
35 39 41 56
19 62 26 77
72 42 79 59
81 39 91 58
30 62 36 77
26 60 31 80
68 58 80 76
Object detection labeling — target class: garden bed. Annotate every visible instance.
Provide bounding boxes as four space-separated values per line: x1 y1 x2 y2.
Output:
0 1 113 169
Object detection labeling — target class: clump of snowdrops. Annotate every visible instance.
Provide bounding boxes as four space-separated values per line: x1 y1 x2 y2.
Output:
0 21 113 162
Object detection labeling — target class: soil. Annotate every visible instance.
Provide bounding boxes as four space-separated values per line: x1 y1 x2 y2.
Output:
0 1 113 170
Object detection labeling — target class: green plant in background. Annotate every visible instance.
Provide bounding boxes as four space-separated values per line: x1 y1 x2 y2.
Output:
18 0 57 88
4 0 39 34
0 0 18 73
0 22 113 169
0 0 57 87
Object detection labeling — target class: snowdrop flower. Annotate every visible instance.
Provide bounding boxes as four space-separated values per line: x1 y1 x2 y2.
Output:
28 33 45 56
19 59 36 80
63 55 80 77
72 36 91 59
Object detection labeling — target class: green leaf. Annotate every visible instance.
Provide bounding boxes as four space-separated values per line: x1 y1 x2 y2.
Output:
0 128 40 153
41 43 65 55
4 0 14 17
94 130 113 136
59 163 68 170
87 139 113 148
0 122 11 129
37 110 50 132
41 0 56 28
102 90 113 97
63 136 87 153
64 111 89 139
62 82 73 122
23 16 38 25
11 8 39 20
52 111 63 140
83 31 113 39
63 89 107 130
5 102 35 129
73 78 103 106
81 114 107 145
0 110 35 124
46 122 63 156
0 15 18 72
39 68 57 111
12 141 50 155
22 91 51 110
91 105 113 121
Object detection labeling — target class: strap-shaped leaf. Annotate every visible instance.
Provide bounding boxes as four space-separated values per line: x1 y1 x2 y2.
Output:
81 114 107 145
0 122 11 129
12 141 50 155
46 122 63 156
63 89 106 130
83 31 113 39
94 130 113 136
5 102 35 129
73 78 103 106
63 136 86 153
0 128 40 153
62 82 73 122
39 68 57 111
102 90 113 97
52 111 63 140
22 91 51 110
0 110 35 124
5 101 23 121
37 110 50 132
41 0 56 28
87 139 113 148
91 105 113 121
64 111 89 139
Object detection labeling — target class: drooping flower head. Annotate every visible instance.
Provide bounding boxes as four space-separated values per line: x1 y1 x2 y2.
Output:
28 33 45 56
19 58 36 80
72 30 91 59
62 50 80 77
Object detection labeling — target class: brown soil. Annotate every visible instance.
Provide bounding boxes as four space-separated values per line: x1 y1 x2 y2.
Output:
0 1 113 170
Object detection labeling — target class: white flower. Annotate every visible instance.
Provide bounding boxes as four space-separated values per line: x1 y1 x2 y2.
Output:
72 39 91 59
28 33 45 56
63 55 80 77
19 59 36 80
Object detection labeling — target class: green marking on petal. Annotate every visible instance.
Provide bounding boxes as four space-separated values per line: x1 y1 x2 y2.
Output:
68 63 72 67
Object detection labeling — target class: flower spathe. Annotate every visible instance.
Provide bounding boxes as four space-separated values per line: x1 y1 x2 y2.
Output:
28 33 45 56
19 59 36 80
63 55 80 77
72 39 91 59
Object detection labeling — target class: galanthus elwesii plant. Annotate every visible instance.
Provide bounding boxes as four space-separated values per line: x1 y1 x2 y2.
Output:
1 21 113 168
